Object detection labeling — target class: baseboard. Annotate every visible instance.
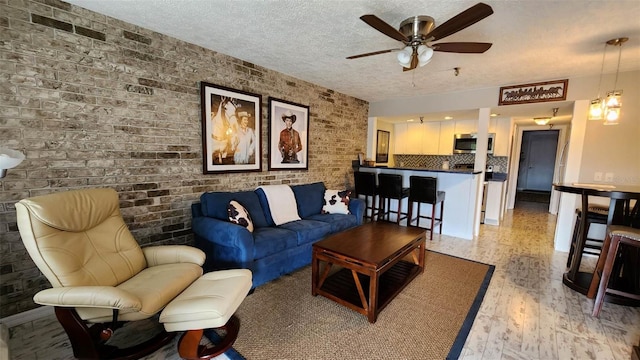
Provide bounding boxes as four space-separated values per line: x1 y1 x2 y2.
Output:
0 306 54 328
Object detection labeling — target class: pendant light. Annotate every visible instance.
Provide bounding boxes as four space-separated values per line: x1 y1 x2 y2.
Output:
589 38 628 124
602 37 627 125
588 43 607 120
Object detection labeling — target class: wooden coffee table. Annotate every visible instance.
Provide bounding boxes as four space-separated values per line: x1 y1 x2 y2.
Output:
311 221 426 323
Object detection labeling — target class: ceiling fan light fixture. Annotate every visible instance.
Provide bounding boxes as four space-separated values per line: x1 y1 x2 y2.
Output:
417 45 434 67
397 46 413 68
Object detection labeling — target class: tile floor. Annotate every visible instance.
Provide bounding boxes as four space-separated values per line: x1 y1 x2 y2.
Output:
7 200 640 359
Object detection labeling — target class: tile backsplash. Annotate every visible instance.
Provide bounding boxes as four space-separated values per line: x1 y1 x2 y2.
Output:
393 154 509 173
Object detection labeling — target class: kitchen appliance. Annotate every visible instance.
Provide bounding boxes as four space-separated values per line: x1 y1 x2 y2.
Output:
453 133 495 154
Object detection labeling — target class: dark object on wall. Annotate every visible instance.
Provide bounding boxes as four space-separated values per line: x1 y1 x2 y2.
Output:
268 98 310 170
376 130 390 163
200 81 262 173
498 79 568 105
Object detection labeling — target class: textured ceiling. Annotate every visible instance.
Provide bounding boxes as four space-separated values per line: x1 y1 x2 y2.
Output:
66 0 640 122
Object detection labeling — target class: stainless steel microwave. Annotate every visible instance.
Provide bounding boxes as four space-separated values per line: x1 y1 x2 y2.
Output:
453 133 495 154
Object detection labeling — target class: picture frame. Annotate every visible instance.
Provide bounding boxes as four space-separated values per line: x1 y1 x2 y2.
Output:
498 79 568 105
268 97 309 170
376 130 390 163
200 82 262 174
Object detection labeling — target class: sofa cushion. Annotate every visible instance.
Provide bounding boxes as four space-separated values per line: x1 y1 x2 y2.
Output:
201 191 268 228
252 227 298 260
227 200 254 232
306 213 358 234
290 182 325 218
279 219 332 245
322 189 351 214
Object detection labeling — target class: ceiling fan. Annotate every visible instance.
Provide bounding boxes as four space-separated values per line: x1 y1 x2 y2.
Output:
347 2 494 71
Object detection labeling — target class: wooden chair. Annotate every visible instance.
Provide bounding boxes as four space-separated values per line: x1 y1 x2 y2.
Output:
592 225 640 317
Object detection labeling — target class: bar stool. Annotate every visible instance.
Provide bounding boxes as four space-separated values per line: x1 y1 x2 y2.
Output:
407 176 445 240
592 225 640 317
354 171 379 221
566 204 608 268
377 173 409 225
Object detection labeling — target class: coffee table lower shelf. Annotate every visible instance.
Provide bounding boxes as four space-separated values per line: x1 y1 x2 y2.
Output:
317 260 421 319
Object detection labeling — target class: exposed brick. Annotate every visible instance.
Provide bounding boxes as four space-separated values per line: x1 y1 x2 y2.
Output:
0 1 368 318
31 13 72 32
123 30 151 45
147 189 169 197
74 25 106 41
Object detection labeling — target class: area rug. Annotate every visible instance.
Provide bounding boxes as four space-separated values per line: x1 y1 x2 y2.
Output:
231 251 495 360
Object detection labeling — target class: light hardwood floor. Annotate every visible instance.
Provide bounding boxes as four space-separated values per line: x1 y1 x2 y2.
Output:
7 201 640 359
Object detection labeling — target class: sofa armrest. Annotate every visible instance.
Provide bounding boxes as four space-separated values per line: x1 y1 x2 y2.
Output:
191 216 255 263
34 286 141 310
349 198 365 225
143 245 205 267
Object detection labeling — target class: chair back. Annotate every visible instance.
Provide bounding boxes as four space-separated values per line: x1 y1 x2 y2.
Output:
409 176 438 204
377 173 404 198
16 188 146 288
354 172 377 196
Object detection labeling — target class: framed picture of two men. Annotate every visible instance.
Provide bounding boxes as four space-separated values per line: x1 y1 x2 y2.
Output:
200 82 262 174
267 97 310 170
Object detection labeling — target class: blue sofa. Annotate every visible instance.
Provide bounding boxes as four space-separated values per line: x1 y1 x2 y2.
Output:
191 182 365 288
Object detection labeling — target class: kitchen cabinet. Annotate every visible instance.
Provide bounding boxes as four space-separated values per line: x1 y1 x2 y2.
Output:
407 123 423 154
454 119 477 134
484 180 506 225
489 118 511 156
421 122 440 154
438 121 455 155
394 123 408 154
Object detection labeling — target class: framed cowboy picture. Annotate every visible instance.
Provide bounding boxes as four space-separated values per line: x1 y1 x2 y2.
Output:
268 98 309 170
200 82 262 173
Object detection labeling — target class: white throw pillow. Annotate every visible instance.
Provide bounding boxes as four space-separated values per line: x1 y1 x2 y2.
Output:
322 189 351 215
227 200 254 232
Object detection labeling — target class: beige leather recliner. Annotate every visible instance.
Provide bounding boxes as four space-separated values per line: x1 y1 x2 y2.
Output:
16 188 206 360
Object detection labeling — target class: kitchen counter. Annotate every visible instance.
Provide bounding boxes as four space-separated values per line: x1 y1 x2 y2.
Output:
357 167 482 240
359 165 482 175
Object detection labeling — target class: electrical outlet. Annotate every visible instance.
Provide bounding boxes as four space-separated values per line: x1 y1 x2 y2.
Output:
594 172 603 181
605 172 614 182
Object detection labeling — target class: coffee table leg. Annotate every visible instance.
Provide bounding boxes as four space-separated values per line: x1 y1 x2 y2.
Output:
418 238 426 273
312 252 319 296
368 272 379 323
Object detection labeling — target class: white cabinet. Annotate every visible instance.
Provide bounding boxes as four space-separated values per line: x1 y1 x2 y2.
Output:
421 122 440 154
407 123 423 154
394 123 425 154
489 118 511 156
438 121 455 155
393 123 408 154
454 119 477 134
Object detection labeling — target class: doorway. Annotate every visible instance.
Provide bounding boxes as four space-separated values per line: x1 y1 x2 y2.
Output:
515 130 559 205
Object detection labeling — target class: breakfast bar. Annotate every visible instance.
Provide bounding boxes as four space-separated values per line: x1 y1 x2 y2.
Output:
357 166 482 240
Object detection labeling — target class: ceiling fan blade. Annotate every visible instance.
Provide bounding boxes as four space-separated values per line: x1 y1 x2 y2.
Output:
360 14 408 43
426 3 494 41
346 48 400 59
432 42 492 53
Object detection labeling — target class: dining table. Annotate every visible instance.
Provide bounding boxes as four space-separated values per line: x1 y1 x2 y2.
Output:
553 182 640 301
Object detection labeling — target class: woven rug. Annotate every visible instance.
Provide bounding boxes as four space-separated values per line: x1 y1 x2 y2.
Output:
231 251 494 360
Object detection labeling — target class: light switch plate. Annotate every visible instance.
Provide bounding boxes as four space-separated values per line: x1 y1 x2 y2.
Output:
605 172 614 182
594 172 603 181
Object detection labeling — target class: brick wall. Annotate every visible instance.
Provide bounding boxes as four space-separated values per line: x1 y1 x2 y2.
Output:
0 0 368 317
